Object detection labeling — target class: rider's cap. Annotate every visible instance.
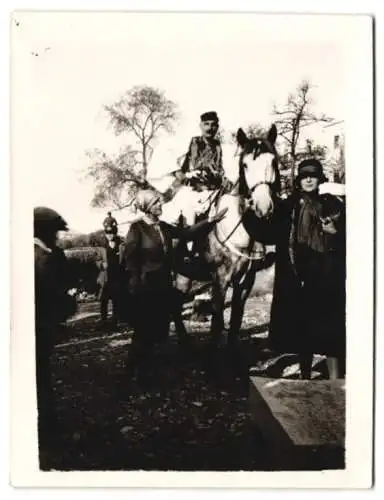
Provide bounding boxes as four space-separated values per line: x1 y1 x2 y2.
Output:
200 111 219 123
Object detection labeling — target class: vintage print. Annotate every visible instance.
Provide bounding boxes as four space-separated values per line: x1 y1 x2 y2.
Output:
11 11 373 487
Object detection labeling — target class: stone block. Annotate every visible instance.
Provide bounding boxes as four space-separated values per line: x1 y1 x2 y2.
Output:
249 377 345 470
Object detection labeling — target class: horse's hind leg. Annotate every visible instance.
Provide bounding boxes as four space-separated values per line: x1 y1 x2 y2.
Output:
210 279 228 349
227 269 257 348
171 284 191 348
227 285 244 349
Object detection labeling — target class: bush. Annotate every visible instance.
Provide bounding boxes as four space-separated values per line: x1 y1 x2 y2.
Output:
65 246 104 295
65 246 104 264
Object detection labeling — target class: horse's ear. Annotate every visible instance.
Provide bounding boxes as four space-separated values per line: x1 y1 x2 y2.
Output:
267 124 277 146
236 128 248 147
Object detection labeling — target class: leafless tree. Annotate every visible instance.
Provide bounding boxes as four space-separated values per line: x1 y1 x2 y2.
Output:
85 85 178 209
104 85 178 179
85 146 149 210
273 80 332 182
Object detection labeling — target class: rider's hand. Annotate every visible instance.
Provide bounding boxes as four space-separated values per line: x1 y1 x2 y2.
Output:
185 170 201 180
223 178 233 191
210 207 228 223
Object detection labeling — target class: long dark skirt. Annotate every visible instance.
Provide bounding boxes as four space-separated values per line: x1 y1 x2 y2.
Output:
269 246 346 359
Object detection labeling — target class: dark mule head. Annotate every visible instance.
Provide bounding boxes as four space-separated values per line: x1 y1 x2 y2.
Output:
236 124 280 219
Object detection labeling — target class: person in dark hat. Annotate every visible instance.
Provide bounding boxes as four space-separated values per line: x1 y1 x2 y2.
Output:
103 211 118 233
96 224 124 326
242 158 346 380
34 207 77 467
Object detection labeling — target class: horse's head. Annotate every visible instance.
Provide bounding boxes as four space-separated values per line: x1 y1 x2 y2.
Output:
236 124 280 219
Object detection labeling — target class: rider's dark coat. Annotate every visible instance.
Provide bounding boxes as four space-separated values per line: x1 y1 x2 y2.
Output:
181 136 224 190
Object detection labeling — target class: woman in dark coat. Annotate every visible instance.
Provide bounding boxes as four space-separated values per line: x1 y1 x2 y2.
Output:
122 189 226 383
271 160 346 379
244 159 346 379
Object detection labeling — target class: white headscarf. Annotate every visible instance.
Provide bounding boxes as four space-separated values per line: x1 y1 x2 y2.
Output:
135 189 161 214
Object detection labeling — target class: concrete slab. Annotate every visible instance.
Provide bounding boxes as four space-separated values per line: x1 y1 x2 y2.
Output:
249 377 345 470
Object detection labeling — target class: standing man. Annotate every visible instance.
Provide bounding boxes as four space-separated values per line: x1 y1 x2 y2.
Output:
102 211 118 233
97 225 124 326
34 207 77 467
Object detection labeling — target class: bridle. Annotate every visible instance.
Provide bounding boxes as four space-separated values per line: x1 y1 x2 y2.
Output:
238 143 279 211
212 141 279 256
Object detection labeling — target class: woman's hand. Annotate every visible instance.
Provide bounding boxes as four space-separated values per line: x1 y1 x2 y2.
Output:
321 217 337 235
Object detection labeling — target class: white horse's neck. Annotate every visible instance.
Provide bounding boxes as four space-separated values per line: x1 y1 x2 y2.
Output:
213 193 252 250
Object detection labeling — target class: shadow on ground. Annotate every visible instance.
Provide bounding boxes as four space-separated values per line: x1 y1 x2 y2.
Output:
43 293 336 471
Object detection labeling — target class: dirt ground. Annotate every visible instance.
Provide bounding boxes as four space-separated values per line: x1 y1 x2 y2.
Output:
43 267 331 471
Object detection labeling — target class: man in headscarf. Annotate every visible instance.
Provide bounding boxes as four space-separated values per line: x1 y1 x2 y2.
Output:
122 189 227 384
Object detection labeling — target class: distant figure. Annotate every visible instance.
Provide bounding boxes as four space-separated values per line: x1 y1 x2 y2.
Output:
96 225 124 326
34 206 77 467
102 211 118 233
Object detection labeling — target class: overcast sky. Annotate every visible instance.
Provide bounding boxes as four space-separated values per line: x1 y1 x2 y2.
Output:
12 12 349 232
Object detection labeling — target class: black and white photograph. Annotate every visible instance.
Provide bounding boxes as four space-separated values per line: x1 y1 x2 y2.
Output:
10 10 373 488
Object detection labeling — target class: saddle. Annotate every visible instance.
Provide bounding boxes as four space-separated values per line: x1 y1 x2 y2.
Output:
174 189 223 280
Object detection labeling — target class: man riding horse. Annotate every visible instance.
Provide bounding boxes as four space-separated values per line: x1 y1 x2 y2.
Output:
163 111 235 267
165 111 232 219
179 111 231 192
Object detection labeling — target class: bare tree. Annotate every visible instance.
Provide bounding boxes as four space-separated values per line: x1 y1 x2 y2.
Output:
85 146 150 210
85 85 178 209
104 85 179 179
273 80 332 182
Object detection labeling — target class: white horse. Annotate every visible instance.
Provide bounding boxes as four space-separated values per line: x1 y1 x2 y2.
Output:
163 124 281 351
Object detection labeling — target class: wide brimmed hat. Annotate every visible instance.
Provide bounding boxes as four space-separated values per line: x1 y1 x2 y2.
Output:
200 111 219 122
34 206 69 233
297 159 327 183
